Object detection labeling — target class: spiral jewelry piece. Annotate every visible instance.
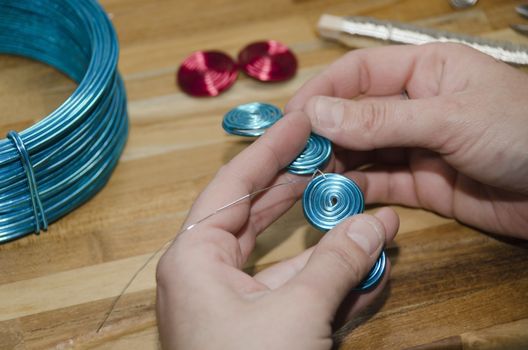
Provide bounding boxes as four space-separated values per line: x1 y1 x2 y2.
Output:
177 51 238 97
287 134 332 175
0 0 128 243
302 173 386 290
237 40 298 82
357 250 386 290
222 102 282 137
302 173 364 231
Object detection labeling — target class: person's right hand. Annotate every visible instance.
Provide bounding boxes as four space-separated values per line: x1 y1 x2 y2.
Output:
286 43 528 239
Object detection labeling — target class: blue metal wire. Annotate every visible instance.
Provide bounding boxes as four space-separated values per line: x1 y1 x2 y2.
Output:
222 102 282 137
0 0 128 243
302 173 386 291
302 173 364 231
287 133 332 175
357 250 386 290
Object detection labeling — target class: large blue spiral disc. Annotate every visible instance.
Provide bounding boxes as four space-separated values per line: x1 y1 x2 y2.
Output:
222 102 282 137
287 133 332 175
302 173 364 231
302 173 386 291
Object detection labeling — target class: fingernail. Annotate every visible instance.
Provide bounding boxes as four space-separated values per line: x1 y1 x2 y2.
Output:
346 217 383 256
313 97 343 131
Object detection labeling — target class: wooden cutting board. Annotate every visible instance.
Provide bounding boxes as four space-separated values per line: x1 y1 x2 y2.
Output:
1 0 527 349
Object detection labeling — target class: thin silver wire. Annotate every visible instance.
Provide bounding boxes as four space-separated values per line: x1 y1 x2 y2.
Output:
96 176 310 332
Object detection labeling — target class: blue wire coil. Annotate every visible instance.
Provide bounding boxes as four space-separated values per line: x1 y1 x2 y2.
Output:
302 173 365 231
0 0 128 243
222 102 282 137
287 133 332 175
357 250 386 290
302 173 386 290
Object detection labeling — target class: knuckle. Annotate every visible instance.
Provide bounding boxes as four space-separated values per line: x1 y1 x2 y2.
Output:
200 231 244 267
156 251 176 288
259 139 283 170
155 239 193 288
345 102 390 145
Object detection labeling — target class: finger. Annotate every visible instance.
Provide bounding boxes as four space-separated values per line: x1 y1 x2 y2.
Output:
253 247 315 289
166 111 311 270
235 172 308 260
355 93 409 102
345 150 458 216
183 111 311 234
244 154 336 237
330 94 409 170
345 161 528 238
334 259 392 327
285 43 482 113
280 212 398 316
285 45 421 112
236 155 337 259
333 148 408 174
254 207 398 289
285 46 422 111
329 93 409 172
303 95 455 152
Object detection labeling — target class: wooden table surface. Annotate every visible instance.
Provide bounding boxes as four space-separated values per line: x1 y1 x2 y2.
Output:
1 0 528 349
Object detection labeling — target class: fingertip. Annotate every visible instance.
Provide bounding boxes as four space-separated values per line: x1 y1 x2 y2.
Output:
303 95 318 119
284 97 302 114
303 95 332 124
279 110 312 144
335 214 385 258
282 109 311 131
373 207 400 243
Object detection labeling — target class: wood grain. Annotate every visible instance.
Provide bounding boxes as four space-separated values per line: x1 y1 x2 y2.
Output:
1 0 528 349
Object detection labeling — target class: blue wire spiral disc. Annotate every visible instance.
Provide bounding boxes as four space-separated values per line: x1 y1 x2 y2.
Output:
302 173 386 291
287 133 332 175
355 250 386 290
302 173 364 231
222 102 282 137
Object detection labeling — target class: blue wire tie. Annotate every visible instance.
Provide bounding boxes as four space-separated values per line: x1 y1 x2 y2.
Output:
7 131 48 234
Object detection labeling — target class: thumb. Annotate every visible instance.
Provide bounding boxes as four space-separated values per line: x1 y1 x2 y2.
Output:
305 95 454 152
288 214 386 314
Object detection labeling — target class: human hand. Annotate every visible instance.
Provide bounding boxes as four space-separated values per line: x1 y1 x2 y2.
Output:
156 112 399 350
286 43 528 239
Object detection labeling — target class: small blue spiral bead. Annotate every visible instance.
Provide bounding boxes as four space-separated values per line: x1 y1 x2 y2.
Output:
222 102 282 137
355 250 386 290
287 134 332 175
302 173 386 291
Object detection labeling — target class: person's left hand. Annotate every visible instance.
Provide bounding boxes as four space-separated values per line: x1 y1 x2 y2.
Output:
156 111 399 350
